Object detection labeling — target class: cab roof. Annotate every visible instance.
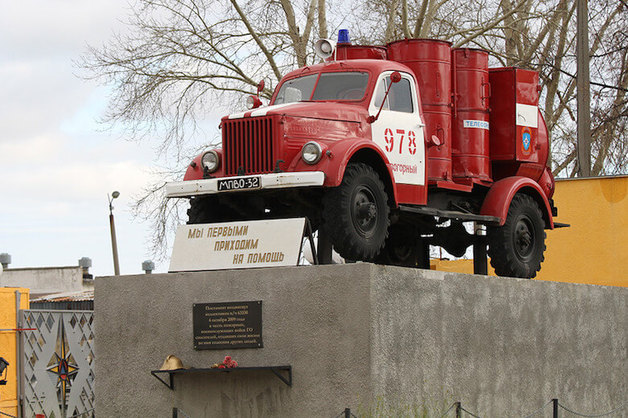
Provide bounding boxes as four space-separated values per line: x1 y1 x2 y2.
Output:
280 59 415 82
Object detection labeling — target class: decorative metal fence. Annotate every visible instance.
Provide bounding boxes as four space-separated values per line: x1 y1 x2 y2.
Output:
336 398 627 418
19 310 95 418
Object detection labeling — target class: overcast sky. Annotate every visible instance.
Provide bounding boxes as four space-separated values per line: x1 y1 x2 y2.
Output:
0 0 195 276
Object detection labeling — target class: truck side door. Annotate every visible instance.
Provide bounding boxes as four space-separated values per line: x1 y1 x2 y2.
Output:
370 72 426 199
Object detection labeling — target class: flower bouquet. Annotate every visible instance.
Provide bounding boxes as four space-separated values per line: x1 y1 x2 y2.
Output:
211 355 238 369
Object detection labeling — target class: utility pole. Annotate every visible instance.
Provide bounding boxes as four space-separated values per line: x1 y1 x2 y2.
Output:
576 0 591 177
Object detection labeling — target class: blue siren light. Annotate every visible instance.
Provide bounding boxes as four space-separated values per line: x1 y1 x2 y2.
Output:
338 29 350 44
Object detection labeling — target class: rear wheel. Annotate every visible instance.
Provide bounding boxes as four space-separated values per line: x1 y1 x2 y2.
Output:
323 163 390 261
488 193 546 278
376 224 421 267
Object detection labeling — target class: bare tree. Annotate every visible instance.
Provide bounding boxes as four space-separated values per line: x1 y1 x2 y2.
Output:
81 0 329 161
81 0 330 257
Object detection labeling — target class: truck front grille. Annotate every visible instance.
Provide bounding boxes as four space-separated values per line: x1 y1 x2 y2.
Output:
222 117 275 176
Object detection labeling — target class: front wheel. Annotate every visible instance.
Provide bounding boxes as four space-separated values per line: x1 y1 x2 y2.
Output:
187 196 231 224
488 193 546 278
187 195 262 224
323 163 390 261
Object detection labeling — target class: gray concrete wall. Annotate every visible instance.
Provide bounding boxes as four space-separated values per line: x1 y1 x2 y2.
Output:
95 265 626 417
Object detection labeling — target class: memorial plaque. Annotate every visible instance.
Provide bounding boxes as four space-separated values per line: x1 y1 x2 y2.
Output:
193 301 263 350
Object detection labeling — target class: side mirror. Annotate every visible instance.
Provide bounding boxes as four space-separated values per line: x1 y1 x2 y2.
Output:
247 79 266 110
368 72 403 124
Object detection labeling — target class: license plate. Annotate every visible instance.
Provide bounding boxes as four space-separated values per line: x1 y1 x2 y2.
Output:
217 176 261 191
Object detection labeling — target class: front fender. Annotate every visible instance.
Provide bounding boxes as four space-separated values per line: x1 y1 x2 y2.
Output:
183 149 226 181
289 139 398 203
480 176 554 229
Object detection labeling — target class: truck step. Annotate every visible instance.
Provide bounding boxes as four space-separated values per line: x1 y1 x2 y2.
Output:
399 205 502 224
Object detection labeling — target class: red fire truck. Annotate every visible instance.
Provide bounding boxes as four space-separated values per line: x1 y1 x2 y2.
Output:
166 32 558 278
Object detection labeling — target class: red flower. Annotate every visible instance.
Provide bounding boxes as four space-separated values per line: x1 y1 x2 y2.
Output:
214 355 238 369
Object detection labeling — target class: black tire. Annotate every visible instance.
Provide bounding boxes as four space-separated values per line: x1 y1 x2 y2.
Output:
488 193 546 278
376 224 420 267
323 163 390 261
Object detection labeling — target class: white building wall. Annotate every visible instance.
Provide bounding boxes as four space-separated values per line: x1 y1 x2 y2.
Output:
0 266 93 295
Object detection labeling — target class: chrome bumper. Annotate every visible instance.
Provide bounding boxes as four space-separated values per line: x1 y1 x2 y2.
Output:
165 171 326 198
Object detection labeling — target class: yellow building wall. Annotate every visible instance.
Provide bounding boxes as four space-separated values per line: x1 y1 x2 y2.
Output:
0 288 29 418
431 176 628 287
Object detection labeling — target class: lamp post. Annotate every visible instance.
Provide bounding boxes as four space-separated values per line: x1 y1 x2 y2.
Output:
108 191 121 275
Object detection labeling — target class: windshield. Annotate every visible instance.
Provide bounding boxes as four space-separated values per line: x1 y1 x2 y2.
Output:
274 72 369 104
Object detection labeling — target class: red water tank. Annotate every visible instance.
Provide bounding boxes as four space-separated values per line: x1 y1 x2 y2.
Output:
333 45 387 60
387 39 453 182
489 68 547 182
451 48 491 182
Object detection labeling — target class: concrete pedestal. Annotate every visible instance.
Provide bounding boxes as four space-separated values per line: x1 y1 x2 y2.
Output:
95 264 626 417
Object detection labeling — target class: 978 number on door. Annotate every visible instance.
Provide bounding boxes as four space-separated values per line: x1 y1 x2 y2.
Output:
384 128 417 155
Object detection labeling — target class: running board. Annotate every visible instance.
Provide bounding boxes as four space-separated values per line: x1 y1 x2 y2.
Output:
399 205 502 225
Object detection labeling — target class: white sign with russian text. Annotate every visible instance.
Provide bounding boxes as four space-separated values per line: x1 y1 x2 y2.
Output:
169 218 306 272
463 120 489 130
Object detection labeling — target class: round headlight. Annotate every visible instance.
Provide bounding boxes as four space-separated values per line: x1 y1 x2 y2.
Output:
246 95 255 110
201 150 220 173
246 95 262 110
301 142 322 165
